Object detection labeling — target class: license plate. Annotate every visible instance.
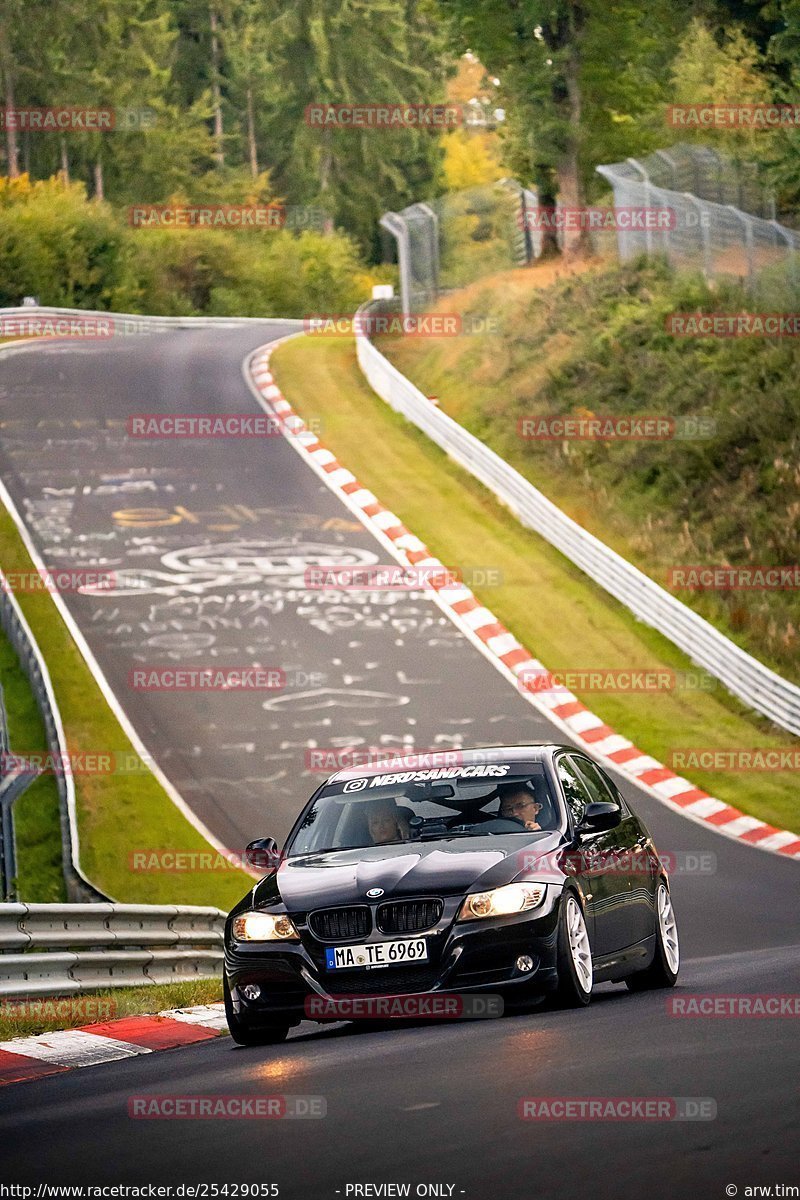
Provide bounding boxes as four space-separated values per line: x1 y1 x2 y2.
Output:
325 938 428 970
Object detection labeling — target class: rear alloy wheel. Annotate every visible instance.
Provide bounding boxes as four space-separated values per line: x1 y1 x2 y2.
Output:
626 880 679 991
223 976 290 1046
555 893 593 1007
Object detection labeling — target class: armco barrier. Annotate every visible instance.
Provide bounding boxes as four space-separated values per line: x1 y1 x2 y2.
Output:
0 308 301 902
0 903 225 997
0 571 108 902
0 305 304 333
354 302 800 737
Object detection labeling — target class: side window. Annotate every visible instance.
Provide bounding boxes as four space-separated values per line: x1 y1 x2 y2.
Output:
572 757 622 811
556 756 592 826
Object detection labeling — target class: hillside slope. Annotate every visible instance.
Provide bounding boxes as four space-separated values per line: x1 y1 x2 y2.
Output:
379 260 800 683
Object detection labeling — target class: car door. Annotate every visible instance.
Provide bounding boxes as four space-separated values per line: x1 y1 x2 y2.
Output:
560 753 630 956
570 755 652 951
593 762 658 945
553 753 601 949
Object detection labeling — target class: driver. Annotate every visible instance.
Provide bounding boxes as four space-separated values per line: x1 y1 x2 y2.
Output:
366 797 411 845
498 784 543 831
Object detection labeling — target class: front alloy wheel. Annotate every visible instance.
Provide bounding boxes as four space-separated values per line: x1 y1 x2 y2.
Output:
555 893 593 1007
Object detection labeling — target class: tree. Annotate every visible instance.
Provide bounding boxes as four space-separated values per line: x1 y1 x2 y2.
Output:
671 18 772 156
436 0 701 253
259 0 448 253
435 0 589 253
763 0 800 210
0 0 56 177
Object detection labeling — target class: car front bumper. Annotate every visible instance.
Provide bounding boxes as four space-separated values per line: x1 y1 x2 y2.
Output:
224 888 563 1028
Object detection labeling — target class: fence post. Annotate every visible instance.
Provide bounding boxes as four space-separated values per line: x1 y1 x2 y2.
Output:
654 149 678 191
379 212 411 317
770 220 799 293
416 202 440 299
626 158 653 257
683 193 712 279
726 205 754 289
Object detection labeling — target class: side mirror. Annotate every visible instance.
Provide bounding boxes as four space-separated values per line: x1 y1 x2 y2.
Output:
245 837 280 872
578 802 621 833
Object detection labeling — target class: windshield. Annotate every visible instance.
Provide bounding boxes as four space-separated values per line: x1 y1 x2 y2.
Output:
286 762 563 856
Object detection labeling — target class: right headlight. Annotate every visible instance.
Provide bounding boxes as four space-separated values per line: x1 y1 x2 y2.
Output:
458 882 546 921
231 910 299 941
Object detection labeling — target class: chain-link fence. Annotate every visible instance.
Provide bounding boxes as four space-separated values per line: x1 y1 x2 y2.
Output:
380 180 540 313
596 143 800 297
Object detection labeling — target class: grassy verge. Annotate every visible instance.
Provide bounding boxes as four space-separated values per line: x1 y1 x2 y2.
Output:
271 335 799 834
0 978 223 1040
0 508 251 906
0 634 66 901
379 259 800 684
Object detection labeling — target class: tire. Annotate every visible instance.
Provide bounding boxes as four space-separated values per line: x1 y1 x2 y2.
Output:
224 976 290 1046
625 880 679 992
554 892 593 1007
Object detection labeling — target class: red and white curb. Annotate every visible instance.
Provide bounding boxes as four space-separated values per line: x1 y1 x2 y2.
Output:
0 1003 228 1086
244 340 800 862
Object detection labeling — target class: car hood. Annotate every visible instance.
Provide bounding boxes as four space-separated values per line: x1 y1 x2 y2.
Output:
256 832 566 912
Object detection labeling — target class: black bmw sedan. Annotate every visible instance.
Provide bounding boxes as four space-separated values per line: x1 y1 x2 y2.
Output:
223 745 680 1044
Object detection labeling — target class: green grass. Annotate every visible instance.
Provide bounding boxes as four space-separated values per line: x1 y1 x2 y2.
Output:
381 259 800 684
0 508 251 906
0 978 223 1040
271 334 799 835
0 635 66 902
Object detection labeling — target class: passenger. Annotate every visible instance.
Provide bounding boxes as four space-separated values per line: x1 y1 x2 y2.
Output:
498 784 543 831
366 797 411 845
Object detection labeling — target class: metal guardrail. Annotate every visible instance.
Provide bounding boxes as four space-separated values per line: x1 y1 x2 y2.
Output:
354 302 800 737
0 572 108 902
0 903 225 997
0 311 303 902
0 305 304 332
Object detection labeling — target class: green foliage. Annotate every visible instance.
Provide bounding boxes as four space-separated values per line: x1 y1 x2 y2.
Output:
438 185 521 288
0 174 373 315
258 0 448 253
0 0 449 257
0 176 129 308
761 0 800 211
0 630 65 902
384 261 800 681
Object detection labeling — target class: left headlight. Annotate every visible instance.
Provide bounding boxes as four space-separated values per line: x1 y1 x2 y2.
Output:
458 882 546 921
231 910 299 941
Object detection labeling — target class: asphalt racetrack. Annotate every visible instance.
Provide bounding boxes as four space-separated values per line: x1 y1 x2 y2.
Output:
0 328 797 1197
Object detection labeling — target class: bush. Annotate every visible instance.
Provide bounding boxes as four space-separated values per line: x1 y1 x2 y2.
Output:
0 174 375 317
0 176 129 308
